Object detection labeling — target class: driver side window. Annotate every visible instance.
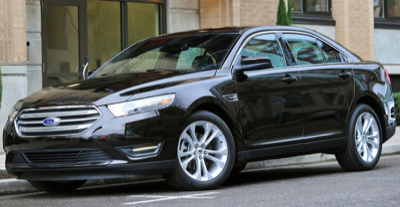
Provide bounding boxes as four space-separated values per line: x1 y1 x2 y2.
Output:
240 33 286 68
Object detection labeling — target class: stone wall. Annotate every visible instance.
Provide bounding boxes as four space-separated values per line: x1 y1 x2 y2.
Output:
0 0 28 153
26 0 42 95
200 0 286 28
332 0 375 61
167 0 200 33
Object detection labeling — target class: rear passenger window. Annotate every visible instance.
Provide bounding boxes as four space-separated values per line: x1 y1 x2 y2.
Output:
240 34 286 68
316 40 343 63
283 34 324 66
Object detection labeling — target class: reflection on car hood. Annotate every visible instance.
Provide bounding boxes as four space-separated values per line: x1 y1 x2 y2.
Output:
22 71 196 108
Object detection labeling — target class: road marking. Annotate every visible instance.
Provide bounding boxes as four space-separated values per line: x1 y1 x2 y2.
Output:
123 192 219 205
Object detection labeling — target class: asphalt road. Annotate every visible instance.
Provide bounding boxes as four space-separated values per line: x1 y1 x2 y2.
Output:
1 154 400 207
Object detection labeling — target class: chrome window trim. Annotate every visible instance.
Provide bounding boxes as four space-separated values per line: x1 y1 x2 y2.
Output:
14 105 102 138
229 31 281 72
279 31 353 64
229 30 353 72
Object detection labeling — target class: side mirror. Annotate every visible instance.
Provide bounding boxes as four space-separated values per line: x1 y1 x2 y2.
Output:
233 56 272 74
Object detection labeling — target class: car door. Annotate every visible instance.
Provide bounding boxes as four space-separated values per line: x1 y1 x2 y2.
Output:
281 33 354 152
233 32 304 159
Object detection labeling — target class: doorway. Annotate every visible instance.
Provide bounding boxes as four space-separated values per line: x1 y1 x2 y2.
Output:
41 0 165 87
41 0 87 87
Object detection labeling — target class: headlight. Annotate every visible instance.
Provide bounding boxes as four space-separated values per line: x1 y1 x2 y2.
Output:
107 94 175 117
8 100 24 122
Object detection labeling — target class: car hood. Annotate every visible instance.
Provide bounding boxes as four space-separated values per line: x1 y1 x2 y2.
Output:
22 70 208 108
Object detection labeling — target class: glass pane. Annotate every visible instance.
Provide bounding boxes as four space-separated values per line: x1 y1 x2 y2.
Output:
306 0 328 12
293 0 302 12
46 5 79 86
284 34 324 65
316 40 343 63
95 34 239 77
87 1 121 72
387 0 400 17
374 0 384 18
128 3 159 45
241 34 286 68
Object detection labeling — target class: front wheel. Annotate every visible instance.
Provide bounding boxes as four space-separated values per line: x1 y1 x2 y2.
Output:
335 104 382 171
163 111 235 190
28 180 86 193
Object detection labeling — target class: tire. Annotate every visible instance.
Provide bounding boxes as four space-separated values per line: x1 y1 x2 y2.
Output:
335 104 382 171
163 111 235 190
28 180 86 193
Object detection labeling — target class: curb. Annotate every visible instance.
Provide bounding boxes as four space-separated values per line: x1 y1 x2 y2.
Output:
1 143 400 195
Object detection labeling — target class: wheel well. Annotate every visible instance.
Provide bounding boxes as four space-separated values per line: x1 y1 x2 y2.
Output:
192 103 240 159
193 103 234 135
354 96 386 139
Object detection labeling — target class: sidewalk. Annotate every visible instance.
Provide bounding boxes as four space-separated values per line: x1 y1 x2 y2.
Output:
1 127 400 195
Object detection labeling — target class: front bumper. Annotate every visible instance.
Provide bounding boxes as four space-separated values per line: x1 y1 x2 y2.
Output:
7 159 175 181
3 105 183 180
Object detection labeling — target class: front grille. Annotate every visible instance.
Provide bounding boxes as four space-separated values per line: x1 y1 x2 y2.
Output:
12 149 112 166
15 106 101 137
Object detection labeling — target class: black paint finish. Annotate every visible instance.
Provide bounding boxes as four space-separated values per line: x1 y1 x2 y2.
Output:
3 26 396 180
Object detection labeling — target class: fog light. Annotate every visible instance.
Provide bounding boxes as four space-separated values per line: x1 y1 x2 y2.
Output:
117 143 162 160
131 145 158 152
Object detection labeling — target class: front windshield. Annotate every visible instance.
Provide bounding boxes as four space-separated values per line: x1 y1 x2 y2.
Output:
94 33 239 77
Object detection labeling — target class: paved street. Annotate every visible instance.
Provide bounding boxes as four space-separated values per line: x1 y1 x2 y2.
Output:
1 154 400 207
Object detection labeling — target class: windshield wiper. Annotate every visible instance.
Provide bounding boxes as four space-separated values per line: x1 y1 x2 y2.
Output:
145 69 177 72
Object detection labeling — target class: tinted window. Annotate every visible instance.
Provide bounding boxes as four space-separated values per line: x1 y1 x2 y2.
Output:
240 34 286 68
283 34 324 66
94 33 239 77
316 39 343 63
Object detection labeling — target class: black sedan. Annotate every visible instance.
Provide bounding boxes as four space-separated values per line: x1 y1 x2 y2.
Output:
3 26 396 192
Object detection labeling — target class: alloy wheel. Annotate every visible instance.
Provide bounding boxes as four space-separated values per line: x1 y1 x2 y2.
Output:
355 112 380 162
177 121 228 181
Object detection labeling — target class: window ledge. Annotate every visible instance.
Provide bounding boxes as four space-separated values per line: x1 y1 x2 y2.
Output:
292 14 335 26
374 19 400 29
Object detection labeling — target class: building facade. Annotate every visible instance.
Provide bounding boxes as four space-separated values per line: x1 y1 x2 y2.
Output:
1 0 400 152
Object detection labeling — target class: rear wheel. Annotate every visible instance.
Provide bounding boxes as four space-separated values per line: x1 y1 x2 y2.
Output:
164 111 235 190
335 104 382 171
28 180 86 193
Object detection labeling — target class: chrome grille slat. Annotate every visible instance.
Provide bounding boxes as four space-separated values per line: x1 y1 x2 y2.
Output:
18 116 99 125
15 106 101 137
19 110 99 119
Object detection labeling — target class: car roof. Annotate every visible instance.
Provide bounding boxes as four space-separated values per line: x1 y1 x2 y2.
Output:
142 26 361 63
158 26 319 36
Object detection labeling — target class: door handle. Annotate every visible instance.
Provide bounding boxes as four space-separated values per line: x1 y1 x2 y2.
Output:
338 71 352 79
282 76 298 84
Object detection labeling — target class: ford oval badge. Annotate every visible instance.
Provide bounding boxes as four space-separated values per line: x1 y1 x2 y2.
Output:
43 117 61 127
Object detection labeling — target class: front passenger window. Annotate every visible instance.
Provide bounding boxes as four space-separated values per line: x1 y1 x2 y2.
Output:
240 34 286 68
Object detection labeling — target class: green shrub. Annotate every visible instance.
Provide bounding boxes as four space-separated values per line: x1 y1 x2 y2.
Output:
393 92 400 124
276 0 292 26
287 0 293 25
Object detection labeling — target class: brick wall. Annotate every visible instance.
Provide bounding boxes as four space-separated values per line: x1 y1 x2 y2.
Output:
200 0 286 28
0 0 27 63
333 0 374 61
